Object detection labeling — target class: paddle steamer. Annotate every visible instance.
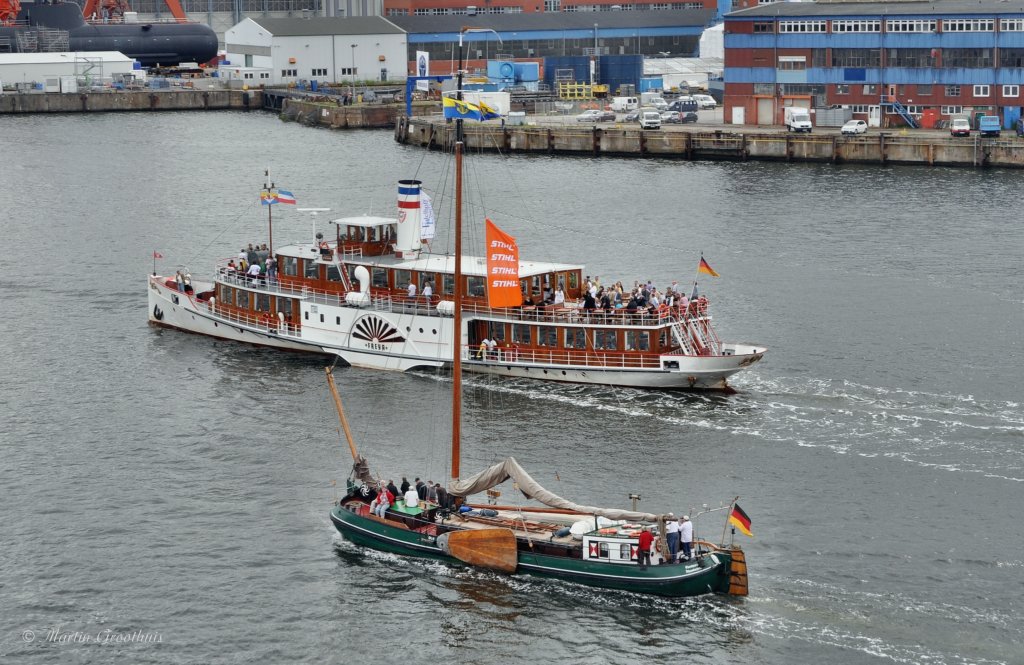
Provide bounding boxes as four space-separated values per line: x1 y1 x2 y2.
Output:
148 182 764 390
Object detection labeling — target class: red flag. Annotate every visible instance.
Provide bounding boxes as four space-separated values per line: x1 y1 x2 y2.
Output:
153 251 164 259
484 218 520 308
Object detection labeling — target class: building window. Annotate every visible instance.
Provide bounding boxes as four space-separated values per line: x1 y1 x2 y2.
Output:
835 84 850 95
1000 48 1024 67
973 84 990 97
282 256 298 276
304 259 319 279
537 326 556 347
467 276 485 298
831 19 880 33
778 20 826 33
943 18 993 32
885 19 937 33
326 265 344 282
777 56 806 70
256 293 270 312
832 48 880 68
942 48 992 68
917 84 932 95
941 105 963 115
512 324 531 345
811 49 827 67
849 105 870 113
219 284 232 302
311 68 327 77
236 290 249 309
753 83 775 95
945 85 961 96
371 267 388 288
340 67 357 76
753 21 773 34
281 69 297 77
862 84 878 95
1004 85 1020 97
886 48 934 68
394 269 411 291
1000 18 1024 31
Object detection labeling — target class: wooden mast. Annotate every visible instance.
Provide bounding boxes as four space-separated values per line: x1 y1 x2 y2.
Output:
325 366 359 462
451 29 467 481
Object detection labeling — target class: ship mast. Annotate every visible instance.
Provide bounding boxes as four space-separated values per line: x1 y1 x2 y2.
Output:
451 28 467 481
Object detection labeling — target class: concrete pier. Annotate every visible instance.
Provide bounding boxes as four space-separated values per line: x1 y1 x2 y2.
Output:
395 117 1024 169
1 89 262 114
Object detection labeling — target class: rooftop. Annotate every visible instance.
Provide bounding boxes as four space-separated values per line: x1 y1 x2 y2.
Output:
387 10 716 34
728 0 1024 19
248 16 404 37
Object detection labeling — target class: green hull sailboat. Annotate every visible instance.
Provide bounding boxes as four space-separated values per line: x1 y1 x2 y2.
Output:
328 27 749 599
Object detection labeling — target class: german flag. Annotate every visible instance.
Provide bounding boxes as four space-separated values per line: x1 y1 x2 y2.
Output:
729 503 753 537
697 257 720 277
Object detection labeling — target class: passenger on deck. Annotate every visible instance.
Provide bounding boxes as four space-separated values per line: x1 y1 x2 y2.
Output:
175 271 185 293
553 287 565 306
226 260 237 274
422 281 433 302
247 263 262 284
435 483 449 510
665 513 680 562
582 291 597 315
404 486 419 509
400 476 410 494
486 338 498 360
637 527 654 570
426 481 438 504
679 515 693 561
415 478 426 500
247 244 258 267
183 273 193 294
386 479 399 500
369 484 394 518
407 282 417 299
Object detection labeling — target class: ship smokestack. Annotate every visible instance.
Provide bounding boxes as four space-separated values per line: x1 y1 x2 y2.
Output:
395 179 423 259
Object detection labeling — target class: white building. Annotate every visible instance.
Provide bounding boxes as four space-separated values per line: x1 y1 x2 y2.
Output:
0 52 139 90
223 16 406 86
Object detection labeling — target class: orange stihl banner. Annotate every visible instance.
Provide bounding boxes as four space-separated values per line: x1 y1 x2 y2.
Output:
485 218 520 308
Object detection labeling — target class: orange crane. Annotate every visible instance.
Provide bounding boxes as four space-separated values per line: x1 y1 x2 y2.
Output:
81 0 189 23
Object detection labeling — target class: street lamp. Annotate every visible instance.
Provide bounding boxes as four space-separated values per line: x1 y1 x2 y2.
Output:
350 43 357 98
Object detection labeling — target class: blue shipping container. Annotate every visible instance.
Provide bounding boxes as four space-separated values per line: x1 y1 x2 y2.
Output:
514 62 539 82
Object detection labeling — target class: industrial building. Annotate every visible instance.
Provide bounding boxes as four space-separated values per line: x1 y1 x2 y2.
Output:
723 0 1024 129
223 16 406 85
0 51 138 90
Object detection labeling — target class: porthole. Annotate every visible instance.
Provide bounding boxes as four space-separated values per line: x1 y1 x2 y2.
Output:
419 328 424 333
432 329 437 334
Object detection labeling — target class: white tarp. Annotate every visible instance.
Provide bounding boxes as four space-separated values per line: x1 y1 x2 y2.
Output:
448 457 662 522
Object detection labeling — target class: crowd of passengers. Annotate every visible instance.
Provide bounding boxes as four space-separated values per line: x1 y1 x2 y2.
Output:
224 243 278 284
367 477 456 518
544 276 708 318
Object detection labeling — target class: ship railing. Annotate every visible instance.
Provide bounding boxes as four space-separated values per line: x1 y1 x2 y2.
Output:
671 307 721 356
204 301 301 338
458 301 681 327
463 345 666 369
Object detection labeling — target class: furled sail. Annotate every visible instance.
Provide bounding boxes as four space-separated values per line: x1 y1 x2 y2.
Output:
448 457 662 523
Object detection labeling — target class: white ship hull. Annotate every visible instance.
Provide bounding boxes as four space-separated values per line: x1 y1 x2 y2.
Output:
148 275 763 390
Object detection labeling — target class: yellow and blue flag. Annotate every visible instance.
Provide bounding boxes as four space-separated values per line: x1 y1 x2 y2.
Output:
478 100 501 120
260 191 278 206
443 96 482 121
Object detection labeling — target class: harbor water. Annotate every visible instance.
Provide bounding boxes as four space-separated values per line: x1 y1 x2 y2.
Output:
1 111 1021 664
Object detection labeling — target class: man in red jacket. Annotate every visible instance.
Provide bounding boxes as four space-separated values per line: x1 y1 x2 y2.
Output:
637 527 654 570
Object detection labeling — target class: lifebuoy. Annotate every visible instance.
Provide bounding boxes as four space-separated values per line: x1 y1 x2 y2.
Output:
153 305 163 321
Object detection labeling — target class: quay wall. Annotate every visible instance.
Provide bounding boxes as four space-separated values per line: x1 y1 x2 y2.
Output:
278 98 403 129
395 117 1024 169
1 90 262 114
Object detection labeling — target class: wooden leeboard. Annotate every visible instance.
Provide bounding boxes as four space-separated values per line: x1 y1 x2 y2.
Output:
444 528 518 573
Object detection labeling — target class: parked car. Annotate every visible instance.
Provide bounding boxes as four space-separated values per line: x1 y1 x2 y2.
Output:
949 117 971 137
575 109 616 123
660 111 684 123
841 119 868 135
978 115 1001 137
639 110 662 130
668 98 698 113
679 111 698 124
692 93 717 109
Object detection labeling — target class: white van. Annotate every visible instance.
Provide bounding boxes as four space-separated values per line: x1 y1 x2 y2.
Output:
610 96 639 112
640 110 662 130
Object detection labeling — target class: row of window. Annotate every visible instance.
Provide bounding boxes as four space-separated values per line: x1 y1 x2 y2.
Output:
486 323 661 351
762 18 1024 34
390 1 699 13
280 68 354 79
759 47 1022 69
831 83 1020 98
240 72 271 80
845 104 966 115
219 285 293 316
